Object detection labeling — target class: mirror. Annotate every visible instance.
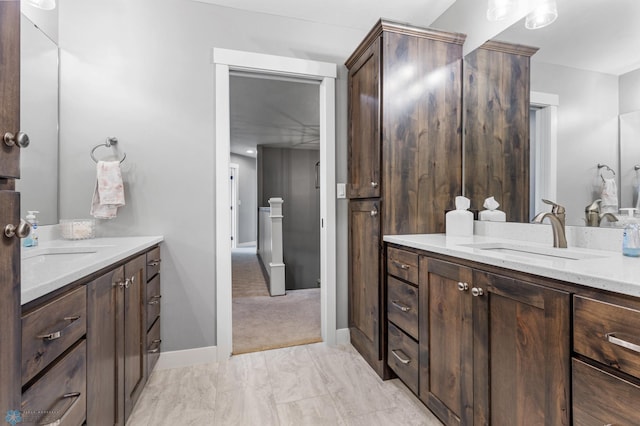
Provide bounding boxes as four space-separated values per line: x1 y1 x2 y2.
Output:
16 12 59 225
469 1 640 226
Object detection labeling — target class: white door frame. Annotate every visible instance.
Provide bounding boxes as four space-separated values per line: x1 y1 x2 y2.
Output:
213 48 337 360
229 163 239 249
530 91 559 217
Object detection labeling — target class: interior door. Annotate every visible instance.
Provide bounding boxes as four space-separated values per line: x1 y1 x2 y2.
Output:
0 0 22 419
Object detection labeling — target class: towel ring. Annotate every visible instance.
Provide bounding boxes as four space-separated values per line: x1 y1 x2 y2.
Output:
635 164 640 171
91 137 126 164
597 163 615 179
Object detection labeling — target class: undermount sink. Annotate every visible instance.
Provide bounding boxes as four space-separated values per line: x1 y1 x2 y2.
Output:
460 242 606 261
22 246 112 263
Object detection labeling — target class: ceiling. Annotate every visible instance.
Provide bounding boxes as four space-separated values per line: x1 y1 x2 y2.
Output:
219 0 639 158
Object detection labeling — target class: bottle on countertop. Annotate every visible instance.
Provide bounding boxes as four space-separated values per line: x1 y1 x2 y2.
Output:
23 210 39 247
446 196 474 237
621 208 640 257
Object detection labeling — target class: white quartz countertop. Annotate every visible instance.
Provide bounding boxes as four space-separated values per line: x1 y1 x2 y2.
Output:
21 236 164 305
384 234 640 298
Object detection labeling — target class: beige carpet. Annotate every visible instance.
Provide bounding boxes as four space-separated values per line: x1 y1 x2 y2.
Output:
232 248 322 354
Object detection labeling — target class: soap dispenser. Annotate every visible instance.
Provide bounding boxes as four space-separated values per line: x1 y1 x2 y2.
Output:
621 208 640 257
23 210 39 247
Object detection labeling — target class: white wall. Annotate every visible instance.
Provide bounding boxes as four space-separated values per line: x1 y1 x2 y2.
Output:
620 68 640 115
230 154 257 245
530 62 619 226
58 0 362 351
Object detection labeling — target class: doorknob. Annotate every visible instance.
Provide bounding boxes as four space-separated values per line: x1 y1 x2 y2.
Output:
4 219 31 239
3 131 30 148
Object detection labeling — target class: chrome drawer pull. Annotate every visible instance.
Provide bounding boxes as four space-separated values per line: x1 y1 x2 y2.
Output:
149 294 162 305
41 391 82 426
391 349 411 365
148 300 160 305
37 316 81 341
148 259 161 266
148 339 162 353
606 333 640 353
392 260 410 270
391 300 411 312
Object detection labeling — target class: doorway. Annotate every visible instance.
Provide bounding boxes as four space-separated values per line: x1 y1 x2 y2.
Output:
213 49 337 360
229 163 238 249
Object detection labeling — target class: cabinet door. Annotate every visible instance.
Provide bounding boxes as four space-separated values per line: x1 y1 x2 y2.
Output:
474 271 570 426
419 257 473 426
347 38 380 199
124 254 147 420
87 266 125 426
348 199 381 365
0 0 21 179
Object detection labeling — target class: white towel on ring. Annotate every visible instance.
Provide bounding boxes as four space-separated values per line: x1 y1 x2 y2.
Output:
600 177 618 214
90 161 125 219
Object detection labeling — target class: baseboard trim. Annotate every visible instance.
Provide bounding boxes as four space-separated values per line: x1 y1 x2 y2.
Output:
237 241 257 248
336 328 351 345
155 345 218 370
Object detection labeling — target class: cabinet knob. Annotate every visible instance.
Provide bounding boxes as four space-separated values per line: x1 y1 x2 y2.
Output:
4 219 31 239
119 278 131 289
370 207 378 217
457 282 469 292
4 131 30 148
472 287 484 297
371 181 378 188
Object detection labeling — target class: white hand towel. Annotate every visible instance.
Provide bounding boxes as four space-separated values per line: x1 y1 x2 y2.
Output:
600 177 618 214
90 161 125 219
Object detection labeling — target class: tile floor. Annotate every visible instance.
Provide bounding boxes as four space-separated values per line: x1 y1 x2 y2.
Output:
126 343 443 425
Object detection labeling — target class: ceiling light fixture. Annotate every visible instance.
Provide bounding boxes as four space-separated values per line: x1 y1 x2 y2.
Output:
486 0 516 21
27 0 56 10
525 0 558 29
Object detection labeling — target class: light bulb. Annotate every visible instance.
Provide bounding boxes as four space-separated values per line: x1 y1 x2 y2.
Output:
487 0 516 21
27 0 56 10
525 0 558 29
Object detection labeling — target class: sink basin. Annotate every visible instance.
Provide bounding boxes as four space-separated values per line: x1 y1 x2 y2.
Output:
460 242 606 261
22 245 113 264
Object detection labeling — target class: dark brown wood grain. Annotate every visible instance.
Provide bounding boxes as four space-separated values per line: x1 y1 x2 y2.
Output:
146 246 161 280
387 322 419 394
0 0 21 179
463 42 537 222
146 316 161 377
0 190 20 416
21 286 87 386
21 340 87 426
387 276 419 340
124 254 147 421
87 266 125 425
146 274 161 332
387 246 419 284
574 295 640 379
573 358 640 425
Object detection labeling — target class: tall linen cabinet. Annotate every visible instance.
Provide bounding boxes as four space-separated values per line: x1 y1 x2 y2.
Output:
345 20 465 376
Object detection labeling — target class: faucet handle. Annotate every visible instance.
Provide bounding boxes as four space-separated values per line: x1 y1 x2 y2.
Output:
585 199 602 213
542 199 565 214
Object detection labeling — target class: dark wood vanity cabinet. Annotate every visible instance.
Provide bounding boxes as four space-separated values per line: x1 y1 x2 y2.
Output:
463 41 538 222
386 245 571 425
87 247 161 425
346 19 465 377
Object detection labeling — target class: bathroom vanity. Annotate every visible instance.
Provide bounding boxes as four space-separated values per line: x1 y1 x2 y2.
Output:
384 233 640 425
20 236 162 425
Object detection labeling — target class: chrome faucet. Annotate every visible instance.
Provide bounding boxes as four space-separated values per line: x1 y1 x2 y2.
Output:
532 199 567 248
584 199 619 227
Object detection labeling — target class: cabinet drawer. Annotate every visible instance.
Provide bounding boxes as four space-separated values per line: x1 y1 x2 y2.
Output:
146 274 161 330
387 247 419 284
573 358 640 425
387 276 418 340
22 286 87 385
22 339 87 426
574 295 640 379
147 316 161 376
146 246 161 280
388 322 418 394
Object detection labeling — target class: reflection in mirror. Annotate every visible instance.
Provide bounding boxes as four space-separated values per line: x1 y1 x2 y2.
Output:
16 14 59 225
480 1 640 226
620 111 640 209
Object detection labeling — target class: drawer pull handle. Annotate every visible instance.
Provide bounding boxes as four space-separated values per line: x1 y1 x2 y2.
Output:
391 300 411 312
37 316 81 341
148 339 162 353
606 333 640 353
148 300 160 305
149 294 162 305
41 391 82 426
392 260 410 270
148 259 161 266
391 349 411 365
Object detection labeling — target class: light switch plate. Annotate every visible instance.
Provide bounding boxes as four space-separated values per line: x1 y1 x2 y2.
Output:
337 183 346 199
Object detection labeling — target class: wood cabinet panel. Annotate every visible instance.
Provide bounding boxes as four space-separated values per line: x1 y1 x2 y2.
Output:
387 276 418 340
146 246 161 280
147 316 161 377
22 340 86 426
573 358 640 425
463 42 537 221
21 286 87 385
387 322 419 394
574 295 640 379
146 274 161 330
387 246 419 284
0 0 21 179
348 199 381 365
347 38 380 199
